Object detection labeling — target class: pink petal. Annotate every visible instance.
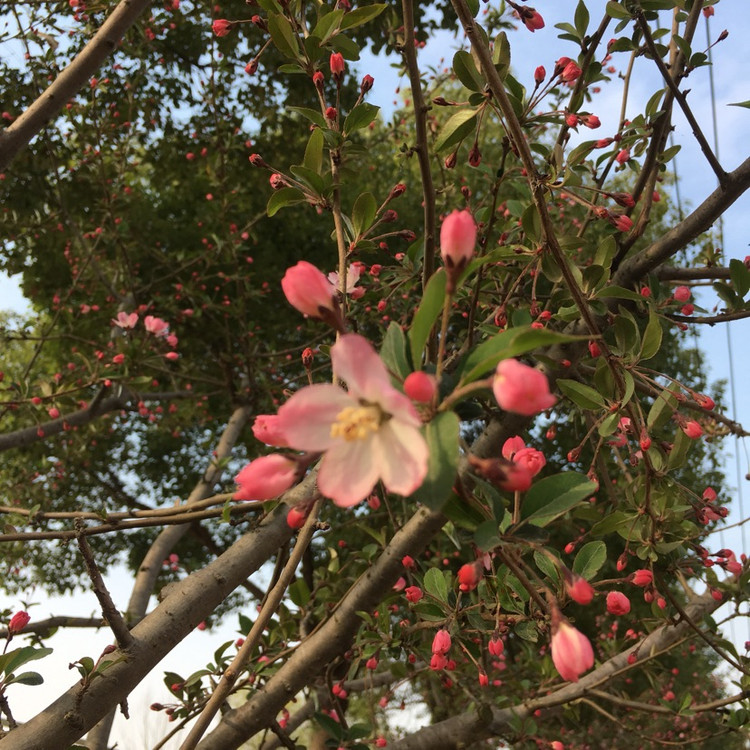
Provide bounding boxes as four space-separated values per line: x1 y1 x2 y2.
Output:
277 384 352 451
376 421 429 496
318 437 380 507
331 334 393 403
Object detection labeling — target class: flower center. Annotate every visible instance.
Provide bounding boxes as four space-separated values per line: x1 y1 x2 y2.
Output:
330 404 382 442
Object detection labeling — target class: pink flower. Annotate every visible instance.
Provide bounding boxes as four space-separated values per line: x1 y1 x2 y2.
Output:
488 637 504 657
551 620 594 682
112 311 138 329
606 591 631 615
277 334 428 507
330 52 345 80
457 563 481 592
404 371 437 403
631 569 653 587
560 61 582 82
567 575 594 605
512 447 546 477
615 148 630 164
234 455 298 501
212 19 233 37
682 420 703 439
520 8 544 32
327 263 365 300
493 359 557 416
252 415 289 447
612 214 633 232
8 611 30 634
405 586 423 603
430 653 447 671
501 436 526 460
440 210 476 273
144 315 169 336
281 261 340 325
432 629 451 655
534 66 546 84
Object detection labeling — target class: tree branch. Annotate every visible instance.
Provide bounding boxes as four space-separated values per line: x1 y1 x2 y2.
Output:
0 0 154 170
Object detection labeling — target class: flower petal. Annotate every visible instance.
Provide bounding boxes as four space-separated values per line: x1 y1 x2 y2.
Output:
331 334 393 403
277 384 352 451
318 437 379 507
376 420 429 496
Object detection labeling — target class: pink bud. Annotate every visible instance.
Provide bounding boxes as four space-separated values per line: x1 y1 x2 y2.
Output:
567 575 594 605
512 447 546 477
457 562 481 592
312 71 324 90
631 569 653 587
682 420 703 439
493 359 556 416
234 455 297 501
404 371 437 403
521 8 544 32
7 611 30 634
534 65 546 84
440 210 476 272
252 415 289 447
405 586 423 603
615 148 630 164
329 52 345 81
212 19 233 37
360 74 374 94
695 393 714 410
432 629 451 655
551 620 594 682
488 636 504 657
606 591 631 615
673 285 691 302
560 61 582 82
281 261 338 321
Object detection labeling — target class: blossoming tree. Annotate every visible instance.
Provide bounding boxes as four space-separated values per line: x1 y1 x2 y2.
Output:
1 0 749 748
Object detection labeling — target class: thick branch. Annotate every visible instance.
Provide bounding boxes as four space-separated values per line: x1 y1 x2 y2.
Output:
0 0 154 170
656 266 731 281
614 156 750 288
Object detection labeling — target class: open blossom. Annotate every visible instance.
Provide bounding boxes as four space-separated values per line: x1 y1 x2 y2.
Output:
551 620 594 682
328 263 365 300
144 315 169 336
276 334 428 507
493 359 557 416
112 311 138 329
234 455 298 501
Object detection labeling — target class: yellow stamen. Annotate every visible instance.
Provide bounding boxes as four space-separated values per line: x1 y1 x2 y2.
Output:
330 405 381 442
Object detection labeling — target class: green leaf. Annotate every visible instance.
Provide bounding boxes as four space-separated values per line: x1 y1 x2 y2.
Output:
288 106 326 128
453 50 485 92
595 285 646 302
590 510 632 537
521 204 542 243
423 567 449 603
266 187 307 217
557 379 607 410
380 322 411 379
311 8 345 43
667 427 691 471
2 646 53 677
412 411 460 510
303 128 324 174
730 258 750 298
409 269 446 366
474 519 501 552
433 109 478 154
492 31 510 79
640 311 663 361
647 386 679 430
522 473 597 527
288 578 310 607
605 1 632 19
574 0 590 36
339 4 386 30
328 33 361 60
729 100 750 109
267 13 300 60
573 541 607 580
534 550 561 584
343 103 380 134
290 165 324 195
6 670 43 686
351 192 377 237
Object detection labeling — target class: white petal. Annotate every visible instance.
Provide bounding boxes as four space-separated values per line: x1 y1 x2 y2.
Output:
318 438 379 507
277 384 352 451
376 419 429 496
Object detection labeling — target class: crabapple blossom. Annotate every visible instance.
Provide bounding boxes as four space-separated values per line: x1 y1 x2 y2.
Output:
440 209 476 291
8 610 30 634
501 436 526 459
276 334 428 507
144 315 169 336
328 263 365 299
457 562 481 592
432 629 451 655
212 19 233 36
512 447 546 477
631 569 653 587
404 586 423 603
281 261 341 326
403 371 437 403
673 285 691 302
606 591 631 615
682 420 703 439
234 455 298 501
493 359 557 416
112 311 138 329
551 619 594 682
252 415 289 447
566 575 594 605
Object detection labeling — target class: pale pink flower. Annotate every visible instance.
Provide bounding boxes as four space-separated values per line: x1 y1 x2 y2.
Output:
252 415 289 447
493 359 557 416
551 620 594 682
234 455 298 501
328 263 365 299
112 311 138 329
277 334 428 507
144 315 169 336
